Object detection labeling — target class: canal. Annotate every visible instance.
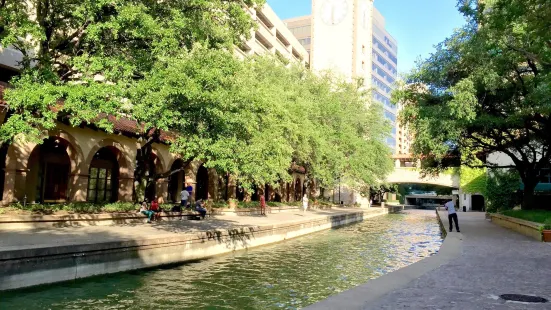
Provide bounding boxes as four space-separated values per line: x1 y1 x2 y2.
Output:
0 210 443 310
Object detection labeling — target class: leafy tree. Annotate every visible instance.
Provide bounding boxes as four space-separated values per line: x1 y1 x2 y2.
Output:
395 0 551 209
370 183 398 203
0 0 264 200
0 0 392 203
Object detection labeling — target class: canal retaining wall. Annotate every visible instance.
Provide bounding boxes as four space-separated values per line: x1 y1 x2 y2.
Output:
0 206 308 230
0 208 391 291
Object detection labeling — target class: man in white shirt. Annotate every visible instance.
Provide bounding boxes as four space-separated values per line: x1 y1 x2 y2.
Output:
444 199 460 232
180 188 190 208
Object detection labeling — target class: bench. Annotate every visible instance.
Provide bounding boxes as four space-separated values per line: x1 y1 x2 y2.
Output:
180 211 210 220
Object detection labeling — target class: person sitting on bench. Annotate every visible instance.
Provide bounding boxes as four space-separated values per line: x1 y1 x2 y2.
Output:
195 199 207 219
139 200 155 223
150 198 161 221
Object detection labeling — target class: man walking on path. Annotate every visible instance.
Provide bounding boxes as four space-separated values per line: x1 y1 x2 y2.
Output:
444 199 460 232
302 194 309 213
180 188 190 209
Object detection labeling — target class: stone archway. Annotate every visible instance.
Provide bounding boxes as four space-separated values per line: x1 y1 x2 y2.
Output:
195 164 209 200
167 159 186 203
26 137 72 203
144 153 163 202
294 178 302 201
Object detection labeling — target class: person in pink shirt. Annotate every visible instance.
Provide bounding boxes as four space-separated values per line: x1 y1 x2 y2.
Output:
260 195 267 216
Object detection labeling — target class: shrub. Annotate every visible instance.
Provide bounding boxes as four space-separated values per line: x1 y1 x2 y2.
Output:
9 202 139 214
541 218 551 231
486 169 521 213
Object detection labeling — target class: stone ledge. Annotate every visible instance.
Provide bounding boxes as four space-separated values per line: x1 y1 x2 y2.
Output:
489 213 542 241
0 206 315 229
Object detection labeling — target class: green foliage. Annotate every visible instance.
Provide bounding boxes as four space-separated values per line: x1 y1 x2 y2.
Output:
396 0 551 209
460 167 487 195
0 0 392 201
501 210 551 226
486 169 521 212
8 202 138 214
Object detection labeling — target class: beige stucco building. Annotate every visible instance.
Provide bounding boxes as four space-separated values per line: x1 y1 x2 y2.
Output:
0 3 308 207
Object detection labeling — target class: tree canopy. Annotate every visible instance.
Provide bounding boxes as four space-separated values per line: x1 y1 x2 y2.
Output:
395 0 551 209
0 0 393 201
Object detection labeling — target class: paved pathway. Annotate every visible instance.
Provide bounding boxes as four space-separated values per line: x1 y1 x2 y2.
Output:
0 208 374 252
310 210 551 309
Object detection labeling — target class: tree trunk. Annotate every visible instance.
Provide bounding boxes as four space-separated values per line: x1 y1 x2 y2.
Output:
521 180 537 210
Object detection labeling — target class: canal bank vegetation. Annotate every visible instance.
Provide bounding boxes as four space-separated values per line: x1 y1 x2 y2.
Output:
395 0 551 210
0 198 341 215
1 0 393 203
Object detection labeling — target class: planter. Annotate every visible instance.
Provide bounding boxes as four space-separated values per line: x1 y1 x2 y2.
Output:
542 230 551 242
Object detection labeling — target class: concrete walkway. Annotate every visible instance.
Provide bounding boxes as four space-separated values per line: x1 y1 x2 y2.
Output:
309 210 551 309
0 208 376 252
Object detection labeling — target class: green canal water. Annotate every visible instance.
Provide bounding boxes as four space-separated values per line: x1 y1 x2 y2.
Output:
1 210 443 310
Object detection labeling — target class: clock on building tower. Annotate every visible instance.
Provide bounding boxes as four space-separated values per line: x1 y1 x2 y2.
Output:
320 0 348 26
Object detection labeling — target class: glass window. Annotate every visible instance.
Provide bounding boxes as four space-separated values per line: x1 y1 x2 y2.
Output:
87 167 112 203
373 37 398 64
372 90 395 111
374 52 397 75
384 110 397 123
372 76 392 94
298 37 311 45
372 63 395 84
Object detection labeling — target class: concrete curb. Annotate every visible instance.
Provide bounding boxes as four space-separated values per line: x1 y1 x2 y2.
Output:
489 213 542 241
306 210 463 310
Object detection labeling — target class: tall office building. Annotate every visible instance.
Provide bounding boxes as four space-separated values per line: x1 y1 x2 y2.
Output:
285 1 400 152
371 8 398 152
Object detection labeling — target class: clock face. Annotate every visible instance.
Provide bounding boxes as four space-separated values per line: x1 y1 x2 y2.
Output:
320 0 349 26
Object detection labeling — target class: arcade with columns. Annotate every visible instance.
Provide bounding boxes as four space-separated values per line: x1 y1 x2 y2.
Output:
0 121 306 206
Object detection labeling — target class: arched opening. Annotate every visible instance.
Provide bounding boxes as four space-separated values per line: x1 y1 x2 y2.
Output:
0 145 7 201
472 195 485 212
144 154 161 202
168 159 185 203
87 147 119 203
294 178 302 201
27 138 72 203
264 184 270 202
195 164 209 200
286 182 290 202
251 184 259 201
236 181 245 202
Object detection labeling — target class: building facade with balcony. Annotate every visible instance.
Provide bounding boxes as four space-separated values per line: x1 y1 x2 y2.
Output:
236 5 309 65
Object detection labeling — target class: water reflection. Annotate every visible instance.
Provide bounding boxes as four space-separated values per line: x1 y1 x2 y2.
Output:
1 210 442 310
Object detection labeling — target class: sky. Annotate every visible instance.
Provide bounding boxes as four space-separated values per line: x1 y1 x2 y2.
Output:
266 0 467 74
